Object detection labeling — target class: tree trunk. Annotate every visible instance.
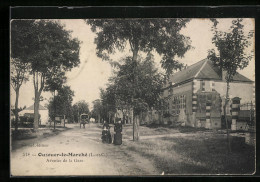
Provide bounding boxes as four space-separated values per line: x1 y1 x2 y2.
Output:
150 110 153 124
224 81 231 153
133 114 140 141
14 88 20 132
54 90 56 130
133 115 136 141
54 116 56 130
34 91 40 130
136 115 140 140
33 71 44 130
130 108 134 140
98 114 101 123
132 48 139 141
133 49 138 63
64 115 66 128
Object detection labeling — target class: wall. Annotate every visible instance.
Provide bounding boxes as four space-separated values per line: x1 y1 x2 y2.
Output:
194 79 254 115
162 78 253 127
19 109 49 125
162 81 192 97
40 110 49 125
175 82 193 115
143 110 160 124
193 79 215 93
162 81 193 124
193 79 253 129
214 81 254 104
236 121 248 131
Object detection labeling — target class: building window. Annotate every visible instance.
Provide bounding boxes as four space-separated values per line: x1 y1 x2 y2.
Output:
202 81 205 91
212 82 215 91
171 95 186 115
172 97 176 115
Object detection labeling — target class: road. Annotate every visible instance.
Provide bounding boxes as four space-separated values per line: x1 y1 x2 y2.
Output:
11 123 159 176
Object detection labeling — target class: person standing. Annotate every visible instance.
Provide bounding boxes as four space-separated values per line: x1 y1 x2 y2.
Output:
102 121 112 143
113 118 122 145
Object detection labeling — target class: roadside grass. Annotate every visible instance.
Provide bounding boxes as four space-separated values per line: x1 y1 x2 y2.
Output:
11 127 71 150
123 125 179 137
122 124 209 137
11 129 38 140
175 126 209 133
11 126 69 140
98 122 209 136
125 134 255 175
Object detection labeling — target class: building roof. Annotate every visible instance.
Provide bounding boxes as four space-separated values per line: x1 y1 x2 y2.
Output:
169 58 253 86
24 104 47 110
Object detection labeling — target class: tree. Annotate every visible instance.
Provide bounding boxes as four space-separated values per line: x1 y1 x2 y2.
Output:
207 18 254 152
10 58 29 131
11 20 81 129
112 56 163 113
72 101 90 122
92 99 103 123
48 86 74 123
72 104 79 123
100 55 164 136
11 20 33 132
76 100 90 115
86 19 191 140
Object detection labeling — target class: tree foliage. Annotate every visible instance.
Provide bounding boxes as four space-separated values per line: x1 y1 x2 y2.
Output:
86 19 191 75
76 100 90 114
98 55 164 122
10 58 29 131
208 18 254 82
207 18 254 152
87 19 191 140
11 20 33 131
72 100 90 122
11 105 26 114
48 86 74 122
113 56 164 114
91 99 104 122
11 20 81 129
10 58 29 92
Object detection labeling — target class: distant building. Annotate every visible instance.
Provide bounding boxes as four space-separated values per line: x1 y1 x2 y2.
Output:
158 58 254 130
19 104 49 125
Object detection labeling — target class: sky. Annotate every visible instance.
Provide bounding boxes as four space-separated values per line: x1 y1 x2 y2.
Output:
10 18 255 110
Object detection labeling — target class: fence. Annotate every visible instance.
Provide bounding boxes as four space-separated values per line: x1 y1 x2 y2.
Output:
240 102 255 111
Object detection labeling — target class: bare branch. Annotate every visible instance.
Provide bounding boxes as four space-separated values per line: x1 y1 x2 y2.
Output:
10 82 15 91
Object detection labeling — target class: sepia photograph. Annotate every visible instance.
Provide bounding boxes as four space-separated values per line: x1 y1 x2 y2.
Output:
10 17 255 176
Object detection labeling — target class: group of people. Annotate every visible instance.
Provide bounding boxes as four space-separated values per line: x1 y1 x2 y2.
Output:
102 118 122 145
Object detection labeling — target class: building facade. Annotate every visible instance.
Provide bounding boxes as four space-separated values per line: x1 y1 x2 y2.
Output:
159 58 254 130
19 104 49 125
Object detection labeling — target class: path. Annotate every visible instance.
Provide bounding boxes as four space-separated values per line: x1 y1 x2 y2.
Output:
11 123 159 176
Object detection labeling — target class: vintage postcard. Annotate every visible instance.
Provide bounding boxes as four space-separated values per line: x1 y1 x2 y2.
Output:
10 17 255 176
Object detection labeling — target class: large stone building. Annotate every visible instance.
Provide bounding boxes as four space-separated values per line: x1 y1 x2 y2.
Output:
158 58 254 130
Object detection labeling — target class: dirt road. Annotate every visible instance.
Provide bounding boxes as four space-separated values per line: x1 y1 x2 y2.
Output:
11 123 159 176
